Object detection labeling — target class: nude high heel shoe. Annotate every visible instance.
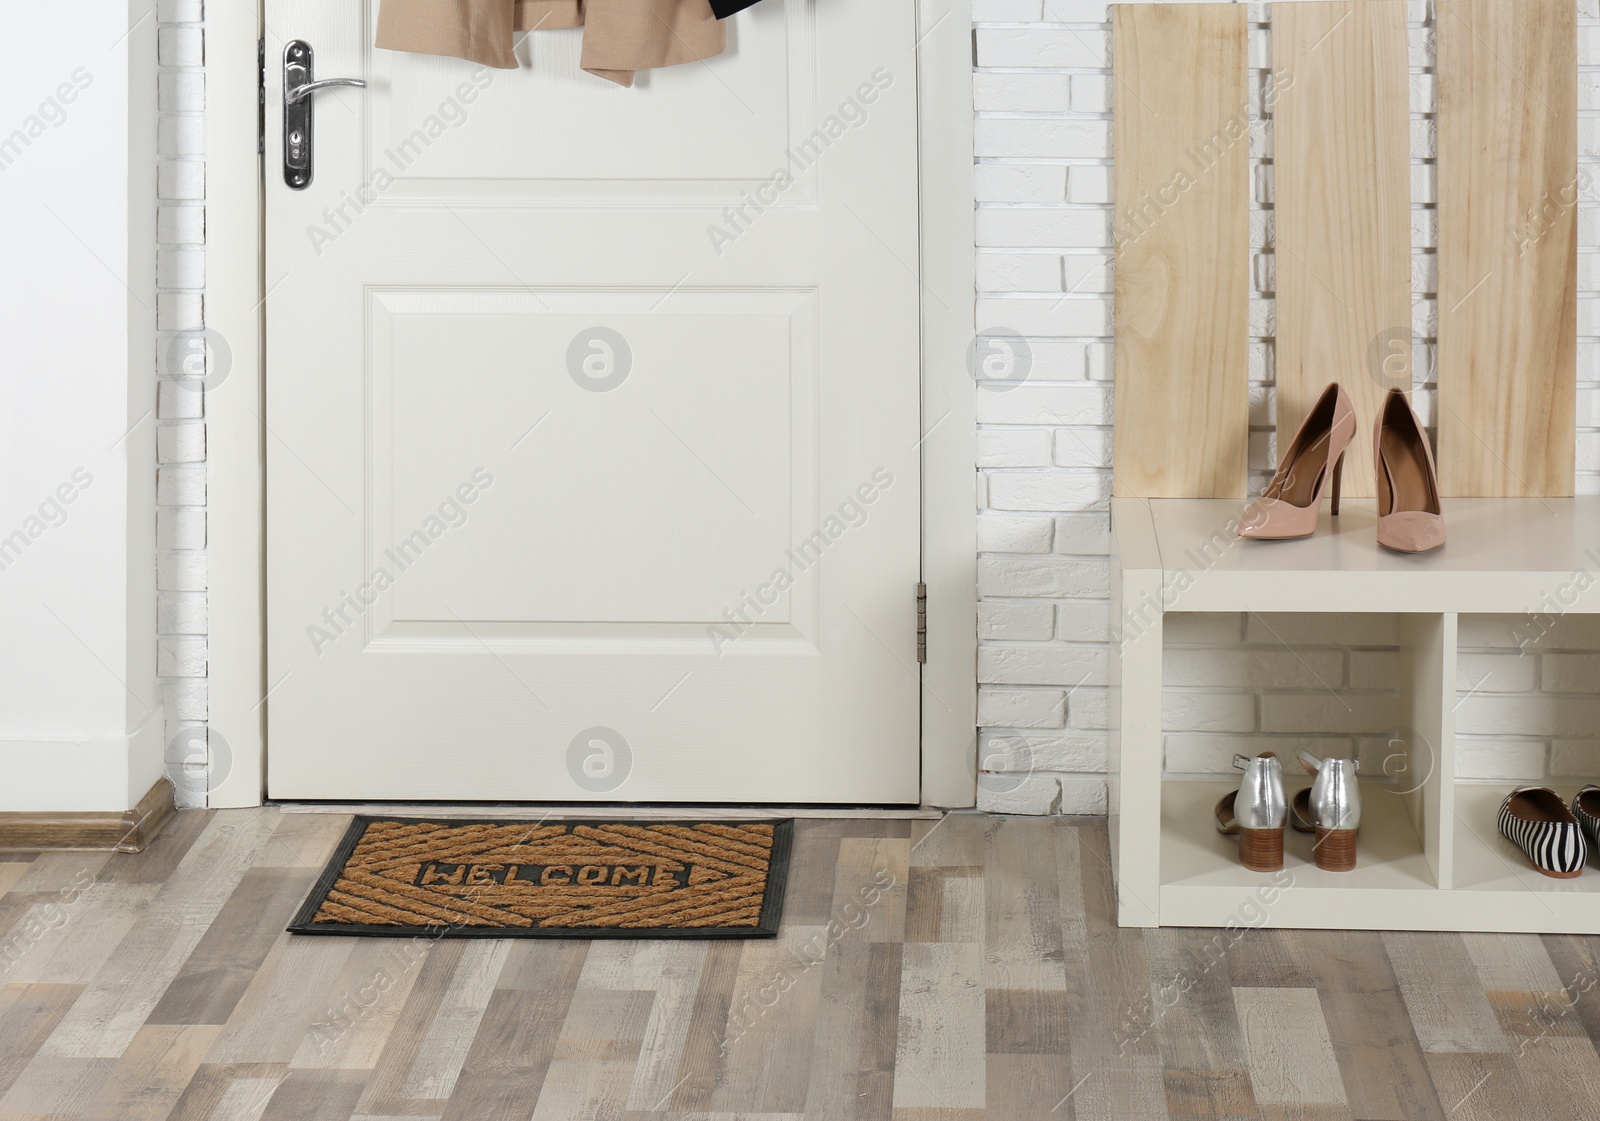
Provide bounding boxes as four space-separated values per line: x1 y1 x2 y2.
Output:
1240 382 1358 540
1374 388 1444 553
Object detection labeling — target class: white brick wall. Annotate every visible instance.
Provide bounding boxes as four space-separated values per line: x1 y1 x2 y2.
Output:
156 0 208 808
975 0 1600 814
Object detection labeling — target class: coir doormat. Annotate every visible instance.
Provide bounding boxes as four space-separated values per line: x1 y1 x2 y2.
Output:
288 816 792 938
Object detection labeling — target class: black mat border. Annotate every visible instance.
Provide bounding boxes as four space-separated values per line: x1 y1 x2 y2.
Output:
287 815 793 939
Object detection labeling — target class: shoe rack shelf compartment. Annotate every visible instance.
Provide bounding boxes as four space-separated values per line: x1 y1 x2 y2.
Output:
1110 495 1600 932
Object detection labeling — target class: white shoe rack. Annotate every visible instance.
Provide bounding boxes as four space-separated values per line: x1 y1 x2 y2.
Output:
1110 495 1600 932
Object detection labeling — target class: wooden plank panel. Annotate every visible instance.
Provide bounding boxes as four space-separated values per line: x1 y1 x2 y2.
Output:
775 822 848 926
526 1059 633 1121
1538 933 1600 1044
288 939 428 1071
902 867 944 942
584 943 706 1112
798 829 908 1120
1514 1037 1600 1121
1 885 159 985
206 937 356 1064
707 924 827 1113
250 812 349 870
1112 3 1249 498
1233 987 1347 1106
803 935 901 1120
1436 0 1577 497
1272 0 1413 500
400 942 512 1098
349 941 464 1118
0 1055 115 1117
983 819 1065 990
908 814 986 868
1318 990 1445 1119
656 940 740 1113
79 1024 222 1121
985 989 1071 1054
558 989 664 1062
1381 932 1508 1053
892 942 986 1110
1461 932 1566 993
434 989 570 1121
164 1064 287 1121
40 813 281 1059
1222 928 1314 989
1424 1053 1533 1121
932 874 984 943
1162 1068 1259 1119
147 868 312 1027
256 1069 366 1121
0 862 31 897
1064 826 1171 1119
0 984 83 1097
986 1054 1082 1120
1142 929 1249 1075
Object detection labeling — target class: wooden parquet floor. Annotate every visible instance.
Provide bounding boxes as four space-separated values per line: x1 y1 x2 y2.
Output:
1 808 1598 1119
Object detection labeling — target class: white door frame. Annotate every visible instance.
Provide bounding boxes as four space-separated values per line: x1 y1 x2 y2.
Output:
203 0 975 809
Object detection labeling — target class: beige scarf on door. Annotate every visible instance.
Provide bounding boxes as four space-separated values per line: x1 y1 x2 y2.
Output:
375 0 725 87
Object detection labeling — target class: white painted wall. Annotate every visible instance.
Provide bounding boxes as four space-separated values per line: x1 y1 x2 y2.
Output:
0 0 161 811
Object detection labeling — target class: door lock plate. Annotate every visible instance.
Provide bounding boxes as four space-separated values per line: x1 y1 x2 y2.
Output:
282 41 366 190
283 40 315 189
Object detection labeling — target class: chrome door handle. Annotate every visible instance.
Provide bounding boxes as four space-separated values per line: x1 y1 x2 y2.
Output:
283 39 365 190
286 77 368 105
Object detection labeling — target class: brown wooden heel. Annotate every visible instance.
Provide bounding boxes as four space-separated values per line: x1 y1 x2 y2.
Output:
1239 827 1284 872
1313 828 1357 872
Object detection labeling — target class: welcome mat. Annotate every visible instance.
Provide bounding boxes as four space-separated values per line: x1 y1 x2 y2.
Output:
289 816 792 938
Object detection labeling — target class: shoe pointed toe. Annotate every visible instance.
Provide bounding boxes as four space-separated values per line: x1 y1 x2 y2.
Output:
1376 510 1445 553
1239 497 1317 540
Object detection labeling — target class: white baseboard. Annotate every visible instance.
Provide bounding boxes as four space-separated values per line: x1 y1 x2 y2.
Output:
0 707 166 812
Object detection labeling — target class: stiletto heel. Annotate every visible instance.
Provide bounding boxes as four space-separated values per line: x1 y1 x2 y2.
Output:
1240 382 1358 540
1329 451 1345 517
1374 388 1445 552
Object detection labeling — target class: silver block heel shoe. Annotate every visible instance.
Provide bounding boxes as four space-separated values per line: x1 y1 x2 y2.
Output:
1214 752 1287 871
1289 751 1361 872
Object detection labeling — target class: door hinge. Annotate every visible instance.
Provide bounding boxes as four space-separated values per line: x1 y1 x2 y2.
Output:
258 37 266 155
916 582 928 664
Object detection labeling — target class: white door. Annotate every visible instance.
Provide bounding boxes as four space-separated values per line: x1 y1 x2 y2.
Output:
264 0 924 801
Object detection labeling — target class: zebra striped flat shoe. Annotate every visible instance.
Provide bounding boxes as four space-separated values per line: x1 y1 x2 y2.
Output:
1498 787 1587 879
1572 786 1600 853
